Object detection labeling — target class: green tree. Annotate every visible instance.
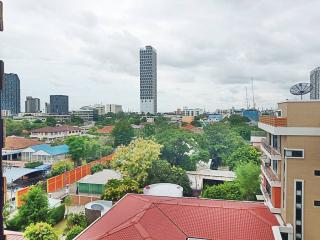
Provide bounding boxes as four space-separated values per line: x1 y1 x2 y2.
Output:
226 145 260 170
91 164 104 174
142 124 156 138
102 178 142 202
24 222 59 240
45 117 57 127
236 162 261 200
50 160 73 177
112 120 134 146
223 115 250 125
146 159 192 196
202 181 241 200
64 195 72 217
66 213 88 231
65 136 88 166
18 185 49 229
66 225 84 240
70 115 84 126
155 128 198 170
112 138 162 185
204 124 244 166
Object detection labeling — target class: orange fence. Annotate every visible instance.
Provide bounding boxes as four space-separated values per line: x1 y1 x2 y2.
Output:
16 186 31 208
46 154 114 193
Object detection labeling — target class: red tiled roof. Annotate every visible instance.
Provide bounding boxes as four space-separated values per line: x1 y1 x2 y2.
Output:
4 230 24 240
4 136 43 150
182 124 195 130
97 125 115 134
31 125 82 133
76 194 279 240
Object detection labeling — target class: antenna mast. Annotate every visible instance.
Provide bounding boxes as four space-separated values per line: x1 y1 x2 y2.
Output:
245 87 249 109
251 78 256 109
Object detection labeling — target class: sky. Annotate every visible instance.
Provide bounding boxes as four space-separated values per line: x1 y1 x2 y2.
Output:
1 0 320 112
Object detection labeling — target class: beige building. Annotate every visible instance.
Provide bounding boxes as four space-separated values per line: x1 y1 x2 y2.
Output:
106 104 122 114
258 100 320 240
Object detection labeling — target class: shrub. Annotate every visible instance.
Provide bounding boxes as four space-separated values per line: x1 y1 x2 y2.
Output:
6 215 23 231
25 161 43 169
50 160 73 177
66 213 88 231
66 225 84 240
91 164 104 174
48 204 65 225
23 222 59 240
202 181 242 200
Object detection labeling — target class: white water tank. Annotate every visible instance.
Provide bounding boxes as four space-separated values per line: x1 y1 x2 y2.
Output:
143 183 183 197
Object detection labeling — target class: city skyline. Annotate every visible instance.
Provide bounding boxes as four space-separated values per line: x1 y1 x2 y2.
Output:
2 1 320 112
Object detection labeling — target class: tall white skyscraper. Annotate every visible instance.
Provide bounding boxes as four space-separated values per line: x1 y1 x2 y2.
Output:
140 46 157 114
310 66 320 99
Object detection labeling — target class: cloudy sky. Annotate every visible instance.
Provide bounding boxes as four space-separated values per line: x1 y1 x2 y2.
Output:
1 0 320 112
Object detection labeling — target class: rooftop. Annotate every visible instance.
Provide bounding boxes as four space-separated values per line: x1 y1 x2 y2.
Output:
97 125 115 134
4 136 42 150
78 169 122 185
31 125 82 133
24 144 69 156
76 194 279 240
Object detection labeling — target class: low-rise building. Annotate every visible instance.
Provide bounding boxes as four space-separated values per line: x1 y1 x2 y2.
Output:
72 106 98 122
30 125 82 141
21 144 69 163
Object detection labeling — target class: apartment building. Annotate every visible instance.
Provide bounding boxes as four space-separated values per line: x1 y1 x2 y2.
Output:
258 100 320 240
105 104 123 114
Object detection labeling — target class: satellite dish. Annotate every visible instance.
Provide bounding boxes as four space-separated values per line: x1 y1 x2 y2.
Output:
290 83 312 100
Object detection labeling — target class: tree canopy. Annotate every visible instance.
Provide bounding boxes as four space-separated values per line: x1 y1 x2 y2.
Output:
23 222 59 240
226 145 260 170
102 178 142 202
112 120 134 146
112 138 162 185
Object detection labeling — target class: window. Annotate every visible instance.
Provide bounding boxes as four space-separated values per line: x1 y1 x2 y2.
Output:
272 160 278 174
285 149 304 158
315 170 320 176
314 201 320 207
295 180 304 240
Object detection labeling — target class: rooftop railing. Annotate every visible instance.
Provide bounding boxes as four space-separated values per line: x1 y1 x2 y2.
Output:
259 115 287 127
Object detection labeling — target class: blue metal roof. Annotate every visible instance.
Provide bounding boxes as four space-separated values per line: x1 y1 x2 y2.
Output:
4 167 44 183
30 144 69 156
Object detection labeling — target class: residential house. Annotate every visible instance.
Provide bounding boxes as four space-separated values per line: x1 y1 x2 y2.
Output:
21 144 69 163
30 125 82 141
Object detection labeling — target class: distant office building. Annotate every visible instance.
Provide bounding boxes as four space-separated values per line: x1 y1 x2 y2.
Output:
1 73 21 114
182 107 205 117
45 102 50 114
93 104 106 115
72 106 98 122
25 96 40 113
106 104 123 114
140 46 157 114
50 95 68 115
310 66 320 99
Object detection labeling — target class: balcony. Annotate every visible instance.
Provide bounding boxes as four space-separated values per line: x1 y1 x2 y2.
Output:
260 184 281 214
261 139 281 158
259 116 287 127
261 165 280 187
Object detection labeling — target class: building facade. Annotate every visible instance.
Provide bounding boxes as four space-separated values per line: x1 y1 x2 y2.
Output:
259 100 320 240
310 67 320 99
30 125 82 141
140 46 157 114
25 96 40 113
182 107 205 116
1 73 20 114
72 106 98 122
93 104 106 115
105 104 122 114
50 95 68 115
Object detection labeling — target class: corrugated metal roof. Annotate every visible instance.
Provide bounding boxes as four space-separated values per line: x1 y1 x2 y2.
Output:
4 167 43 182
29 144 69 156
78 169 122 185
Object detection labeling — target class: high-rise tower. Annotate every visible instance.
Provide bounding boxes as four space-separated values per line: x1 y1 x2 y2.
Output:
140 46 157 114
310 67 320 99
1 73 21 114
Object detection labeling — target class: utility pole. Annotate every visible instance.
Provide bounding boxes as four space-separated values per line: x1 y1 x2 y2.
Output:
0 1 5 239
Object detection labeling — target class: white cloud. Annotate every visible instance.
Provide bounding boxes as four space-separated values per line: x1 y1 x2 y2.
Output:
1 0 319 112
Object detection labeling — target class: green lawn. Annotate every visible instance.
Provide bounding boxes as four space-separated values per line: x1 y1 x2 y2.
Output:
54 218 67 235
